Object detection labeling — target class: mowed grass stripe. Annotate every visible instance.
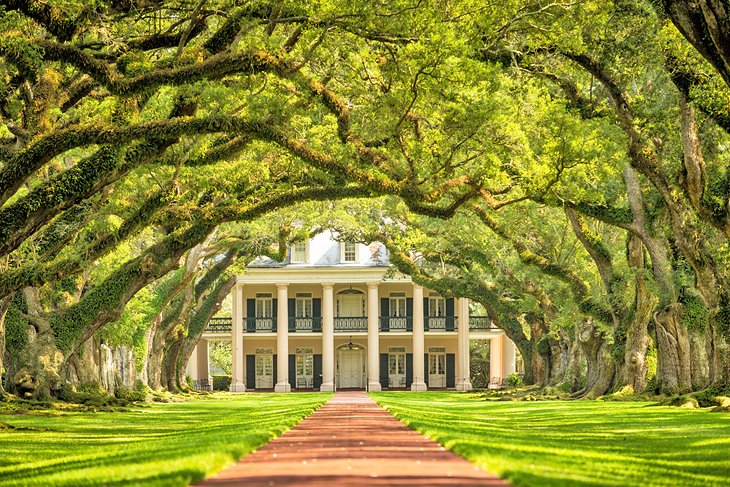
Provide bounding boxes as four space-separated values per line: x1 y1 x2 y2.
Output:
371 392 730 487
0 392 331 486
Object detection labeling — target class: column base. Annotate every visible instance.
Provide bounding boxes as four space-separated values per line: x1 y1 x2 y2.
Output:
319 381 336 392
455 380 473 391
274 382 291 393
229 381 246 393
410 380 428 391
367 381 382 392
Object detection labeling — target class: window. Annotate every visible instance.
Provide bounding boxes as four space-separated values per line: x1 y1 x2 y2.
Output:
429 353 446 375
291 242 307 263
295 293 313 318
296 348 314 376
429 296 446 317
255 293 273 318
342 242 357 262
389 292 407 317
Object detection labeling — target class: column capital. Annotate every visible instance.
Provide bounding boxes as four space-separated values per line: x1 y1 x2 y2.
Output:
321 282 335 290
275 282 288 290
412 283 424 291
366 281 380 289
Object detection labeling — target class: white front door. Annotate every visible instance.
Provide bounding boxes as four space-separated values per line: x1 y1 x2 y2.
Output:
255 353 274 389
338 350 364 388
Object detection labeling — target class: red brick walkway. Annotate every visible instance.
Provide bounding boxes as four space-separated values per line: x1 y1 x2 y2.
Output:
198 391 508 486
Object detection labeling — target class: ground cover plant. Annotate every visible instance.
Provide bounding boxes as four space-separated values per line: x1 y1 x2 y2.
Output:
0 392 330 486
371 392 730 487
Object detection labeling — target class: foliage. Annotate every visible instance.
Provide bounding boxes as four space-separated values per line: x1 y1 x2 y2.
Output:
212 375 232 391
506 372 523 387
209 342 232 376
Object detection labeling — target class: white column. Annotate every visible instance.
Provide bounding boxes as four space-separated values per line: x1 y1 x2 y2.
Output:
490 334 504 382
275 283 291 392
456 298 472 391
321 283 335 391
411 284 427 391
502 335 517 376
230 284 245 392
187 343 199 380
197 338 211 387
367 282 381 391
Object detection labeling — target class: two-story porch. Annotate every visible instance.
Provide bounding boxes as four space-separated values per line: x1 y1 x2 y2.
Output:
187 266 517 392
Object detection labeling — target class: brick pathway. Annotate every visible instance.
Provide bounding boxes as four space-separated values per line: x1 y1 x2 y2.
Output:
198 391 508 486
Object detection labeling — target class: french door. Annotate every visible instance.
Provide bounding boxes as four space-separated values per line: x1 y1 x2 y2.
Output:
388 347 406 388
428 347 446 387
255 348 274 389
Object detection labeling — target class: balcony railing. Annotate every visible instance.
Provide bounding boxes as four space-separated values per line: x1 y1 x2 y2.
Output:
425 316 457 331
380 316 412 331
206 317 232 333
207 314 490 334
288 317 323 332
334 317 368 332
470 315 496 331
246 317 275 332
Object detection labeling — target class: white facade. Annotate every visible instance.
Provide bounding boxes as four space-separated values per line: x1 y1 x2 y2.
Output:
189 231 516 392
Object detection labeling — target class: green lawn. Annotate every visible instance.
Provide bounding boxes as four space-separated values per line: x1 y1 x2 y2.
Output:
371 392 730 487
0 392 330 486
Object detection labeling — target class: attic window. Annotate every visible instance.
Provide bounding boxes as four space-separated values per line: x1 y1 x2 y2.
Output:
342 242 357 262
291 242 307 263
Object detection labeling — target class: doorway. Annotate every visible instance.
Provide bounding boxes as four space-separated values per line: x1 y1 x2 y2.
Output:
337 343 366 388
428 347 446 388
255 348 274 389
388 347 406 388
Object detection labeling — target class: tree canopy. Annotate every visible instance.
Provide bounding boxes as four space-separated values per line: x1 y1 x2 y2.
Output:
1 0 729 401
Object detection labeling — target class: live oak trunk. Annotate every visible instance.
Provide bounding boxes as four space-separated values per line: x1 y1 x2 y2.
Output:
6 291 65 400
0 296 10 395
619 235 655 392
550 328 584 392
575 320 616 399
527 314 551 386
654 304 693 394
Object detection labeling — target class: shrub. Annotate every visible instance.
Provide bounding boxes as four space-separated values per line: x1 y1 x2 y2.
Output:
212 375 232 391
506 372 523 387
114 386 146 402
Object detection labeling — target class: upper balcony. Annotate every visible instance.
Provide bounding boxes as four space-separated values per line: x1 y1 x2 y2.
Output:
203 315 500 334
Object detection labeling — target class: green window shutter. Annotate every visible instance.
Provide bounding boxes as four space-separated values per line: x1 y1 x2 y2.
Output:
446 353 456 388
273 354 277 388
424 297 430 330
288 299 296 331
313 354 323 389
246 299 256 332
288 354 296 388
424 353 429 387
246 355 255 389
379 353 389 388
406 353 413 388
380 298 389 331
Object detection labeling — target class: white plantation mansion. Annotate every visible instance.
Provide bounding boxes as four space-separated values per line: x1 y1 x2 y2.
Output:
187 231 517 392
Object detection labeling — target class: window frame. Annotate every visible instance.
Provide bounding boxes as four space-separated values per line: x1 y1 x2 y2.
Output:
341 241 358 263
290 241 308 263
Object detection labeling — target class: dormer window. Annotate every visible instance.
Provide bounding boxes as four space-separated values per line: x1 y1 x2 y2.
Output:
342 242 357 263
291 242 307 263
